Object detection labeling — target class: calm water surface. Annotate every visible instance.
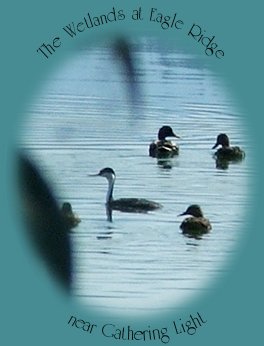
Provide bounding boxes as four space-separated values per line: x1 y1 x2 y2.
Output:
20 38 252 316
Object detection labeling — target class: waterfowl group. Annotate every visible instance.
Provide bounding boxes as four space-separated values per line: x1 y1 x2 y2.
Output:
91 167 212 236
62 127 245 238
149 126 180 158
84 128 245 237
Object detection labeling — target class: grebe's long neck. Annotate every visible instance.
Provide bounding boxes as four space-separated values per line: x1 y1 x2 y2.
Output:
106 175 115 204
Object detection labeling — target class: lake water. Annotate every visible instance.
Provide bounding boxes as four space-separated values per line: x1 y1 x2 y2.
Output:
20 37 252 317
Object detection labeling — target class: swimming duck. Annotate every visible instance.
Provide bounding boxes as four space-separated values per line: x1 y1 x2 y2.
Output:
149 126 180 158
61 202 81 229
92 167 162 213
212 133 245 161
179 204 212 235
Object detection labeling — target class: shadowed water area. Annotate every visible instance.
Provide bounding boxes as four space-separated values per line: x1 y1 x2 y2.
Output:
20 38 252 316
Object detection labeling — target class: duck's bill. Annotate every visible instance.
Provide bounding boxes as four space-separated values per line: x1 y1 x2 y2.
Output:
212 143 218 149
173 132 180 139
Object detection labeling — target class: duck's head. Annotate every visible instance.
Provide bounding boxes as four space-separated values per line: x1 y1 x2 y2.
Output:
179 204 203 218
158 126 180 140
212 133 230 149
62 202 73 213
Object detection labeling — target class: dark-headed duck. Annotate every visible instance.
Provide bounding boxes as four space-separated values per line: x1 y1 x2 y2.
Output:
149 126 180 158
179 204 211 235
212 133 245 161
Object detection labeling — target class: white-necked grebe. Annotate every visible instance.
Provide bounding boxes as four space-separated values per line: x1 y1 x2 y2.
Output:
149 125 180 158
61 202 81 229
179 204 212 234
212 133 245 161
91 167 162 213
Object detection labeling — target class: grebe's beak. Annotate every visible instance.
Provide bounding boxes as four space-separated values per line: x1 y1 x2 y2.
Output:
212 142 218 149
88 173 100 177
